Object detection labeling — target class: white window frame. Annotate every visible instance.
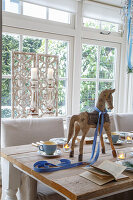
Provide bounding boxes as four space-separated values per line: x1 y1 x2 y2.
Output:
2 26 74 118
81 39 121 113
2 0 125 117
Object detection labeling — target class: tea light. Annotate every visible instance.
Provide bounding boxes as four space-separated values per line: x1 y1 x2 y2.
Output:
117 151 126 160
63 143 70 152
126 133 132 143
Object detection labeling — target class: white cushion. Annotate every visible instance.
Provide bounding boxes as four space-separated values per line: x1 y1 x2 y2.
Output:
1 117 64 148
115 113 133 132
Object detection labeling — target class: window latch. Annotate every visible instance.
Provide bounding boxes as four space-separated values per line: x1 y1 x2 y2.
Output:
100 31 111 35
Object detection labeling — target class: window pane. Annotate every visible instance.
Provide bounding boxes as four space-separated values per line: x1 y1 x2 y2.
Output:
49 8 70 24
83 17 119 33
3 0 20 14
99 82 113 94
1 108 11 118
2 79 11 106
48 39 68 78
99 47 116 79
82 44 97 78
23 36 44 53
23 2 46 19
58 80 66 115
2 33 19 75
48 39 68 116
101 21 119 32
83 17 100 29
80 81 96 112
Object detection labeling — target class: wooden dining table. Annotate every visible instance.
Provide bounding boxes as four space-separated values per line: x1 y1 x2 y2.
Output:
1 140 133 200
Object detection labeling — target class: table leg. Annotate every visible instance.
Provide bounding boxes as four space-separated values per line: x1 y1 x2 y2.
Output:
1 158 21 200
19 173 37 200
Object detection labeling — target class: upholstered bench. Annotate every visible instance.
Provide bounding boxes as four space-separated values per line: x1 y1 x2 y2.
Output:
1 117 66 200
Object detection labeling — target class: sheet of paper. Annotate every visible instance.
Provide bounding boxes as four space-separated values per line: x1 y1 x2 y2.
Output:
88 167 112 179
98 160 126 180
80 171 114 185
80 171 128 186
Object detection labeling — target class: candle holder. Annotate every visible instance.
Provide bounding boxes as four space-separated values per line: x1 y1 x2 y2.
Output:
117 150 126 160
12 52 58 118
63 143 70 153
126 133 132 143
30 80 38 117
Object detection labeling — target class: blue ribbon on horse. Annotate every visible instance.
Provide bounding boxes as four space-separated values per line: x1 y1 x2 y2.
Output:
33 159 84 173
86 107 107 166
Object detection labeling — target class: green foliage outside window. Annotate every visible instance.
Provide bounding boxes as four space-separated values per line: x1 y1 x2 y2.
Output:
2 34 19 75
82 44 97 78
80 81 96 112
2 34 68 117
80 44 115 112
23 37 43 53
2 34 19 118
2 33 116 118
48 40 68 115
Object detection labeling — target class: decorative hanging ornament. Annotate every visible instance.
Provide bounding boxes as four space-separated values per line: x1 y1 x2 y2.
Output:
122 0 133 73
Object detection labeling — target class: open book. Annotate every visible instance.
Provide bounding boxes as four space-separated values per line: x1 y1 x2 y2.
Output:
80 160 128 185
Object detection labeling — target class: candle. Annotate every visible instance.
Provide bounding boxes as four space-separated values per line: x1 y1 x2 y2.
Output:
127 136 132 140
126 133 132 143
31 68 38 80
47 68 54 79
63 143 70 152
117 151 126 160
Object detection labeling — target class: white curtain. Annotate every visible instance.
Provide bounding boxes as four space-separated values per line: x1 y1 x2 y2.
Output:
118 25 133 113
20 0 122 24
83 0 122 24
20 0 78 13
123 71 133 113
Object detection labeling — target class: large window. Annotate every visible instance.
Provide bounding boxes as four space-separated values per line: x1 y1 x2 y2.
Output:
2 33 69 118
80 40 118 112
2 1 122 116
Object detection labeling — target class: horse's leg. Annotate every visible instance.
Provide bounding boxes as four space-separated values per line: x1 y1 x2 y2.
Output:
98 127 105 154
104 122 117 157
70 122 80 158
78 129 88 161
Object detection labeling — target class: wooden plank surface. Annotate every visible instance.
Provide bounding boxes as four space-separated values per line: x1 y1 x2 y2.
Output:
1 142 133 200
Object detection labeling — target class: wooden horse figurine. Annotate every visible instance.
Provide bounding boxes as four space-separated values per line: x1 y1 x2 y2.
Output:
67 89 117 162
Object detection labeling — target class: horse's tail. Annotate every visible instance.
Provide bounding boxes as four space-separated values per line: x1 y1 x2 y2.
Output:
67 115 79 143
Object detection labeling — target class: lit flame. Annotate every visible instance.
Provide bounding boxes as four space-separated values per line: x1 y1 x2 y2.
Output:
127 136 132 140
64 144 69 148
118 153 125 159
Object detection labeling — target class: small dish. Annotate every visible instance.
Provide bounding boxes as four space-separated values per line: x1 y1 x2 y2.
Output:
116 159 133 172
49 137 78 146
104 138 124 145
119 132 133 139
38 149 62 157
